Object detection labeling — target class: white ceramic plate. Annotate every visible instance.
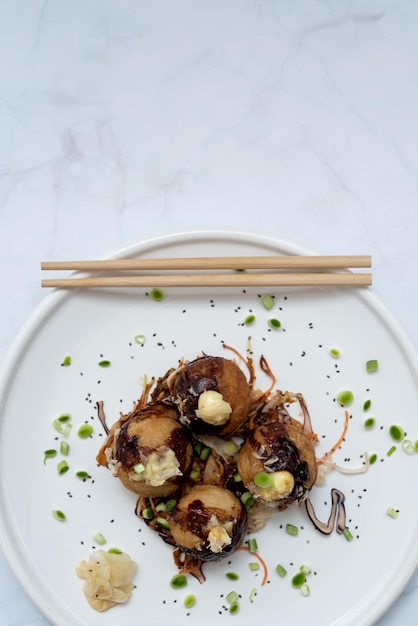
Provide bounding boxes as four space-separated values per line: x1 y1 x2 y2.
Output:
1 230 418 626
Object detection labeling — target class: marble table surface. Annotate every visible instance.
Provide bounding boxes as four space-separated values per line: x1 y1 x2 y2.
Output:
1 1 417 624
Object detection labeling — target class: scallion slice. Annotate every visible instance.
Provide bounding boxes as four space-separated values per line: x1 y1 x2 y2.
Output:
98 360 111 367
60 441 69 456
61 355 71 366
343 527 353 541
134 334 146 345
52 509 66 521
75 470 90 479
244 314 255 325
183 594 196 608
134 462 145 474
275 564 287 577
329 348 340 358
363 399 371 411
226 572 239 581
170 574 187 589
57 460 69 475
364 417 376 429
249 562 260 571
261 294 275 310
150 287 165 301
107 547 122 554
247 538 258 553
291 572 306 588
43 449 57 464
226 590 239 604
285 523 299 536
387 445 397 457
336 390 353 406
93 532 106 545
389 424 405 442
268 318 281 329
366 359 379 373
253 471 273 489
78 423 94 438
386 507 399 519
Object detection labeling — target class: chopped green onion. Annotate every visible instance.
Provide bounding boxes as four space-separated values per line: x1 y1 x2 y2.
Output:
268 318 281 329
61 355 71 366
387 445 397 457
98 360 111 367
58 413 71 422
141 508 154 520
253 471 273 489
389 424 405 442
52 509 66 521
150 287 165 302
275 564 287 577
134 462 145 474
60 441 69 456
247 538 258 553
229 602 240 614
300 564 311 575
53 414 72 436
170 574 187 589
249 588 257 602
156 517 170 529
301 583 311 597
43 449 57 464
199 447 211 461
401 439 415 455
291 572 306 588
369 453 378 465
93 532 106 545
285 523 299 536
414 440 418 452
57 460 69 475
226 591 239 604
107 547 122 554
189 468 200 480
193 441 203 456
244 314 255 325
329 348 340 358
233 472 242 483
155 501 166 513
343 527 353 541
240 492 255 511
223 441 239 456
363 399 371 411
75 470 90 479
165 499 177 512
364 417 376 429
134 334 146 345
249 562 260 571
386 507 399 519
366 359 379 373
78 423 94 438
261 294 275 310
226 572 239 581
336 390 353 406
183 594 196 608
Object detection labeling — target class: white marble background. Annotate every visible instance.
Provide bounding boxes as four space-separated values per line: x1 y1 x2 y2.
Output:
0 1 417 624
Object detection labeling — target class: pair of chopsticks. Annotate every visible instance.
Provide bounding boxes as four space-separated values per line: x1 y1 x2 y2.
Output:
41 255 372 288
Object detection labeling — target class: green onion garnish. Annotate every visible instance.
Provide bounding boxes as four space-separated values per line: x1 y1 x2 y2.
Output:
53 414 72 436
226 572 239 581
366 359 379 373
165 499 177 512
261 294 275 310
43 449 57 464
291 572 306 588
275 564 287 577
401 439 415 454
369 453 378 464
60 441 69 456
134 462 145 474
141 508 154 520
78 423 94 438
247 538 258 552
98 360 111 367
52 509 66 521
364 417 376 429
329 347 340 358
170 574 187 589
268 318 281 329
229 602 240 614
386 507 399 519
223 441 239 456
150 287 165 302
193 441 203 456
253 471 273 489
199 447 211 461
233 472 242 482
183 594 196 608
249 588 257 602
189 468 200 480
343 527 353 541
301 583 311 597
226 590 239 604
244 314 255 325
107 547 122 554
61 355 71 366
300 564 311 575
363 399 371 411
58 413 71 422
134 334 146 345
336 390 353 406
75 470 90 479
387 445 397 457
285 523 299 536
249 562 260 571
57 460 69 475
240 492 255 511
389 424 405 442
414 440 418 452
93 532 106 545
156 517 169 529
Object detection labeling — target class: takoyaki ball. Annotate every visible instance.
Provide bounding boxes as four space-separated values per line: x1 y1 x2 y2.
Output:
168 484 247 562
108 408 193 497
237 421 317 510
170 356 251 437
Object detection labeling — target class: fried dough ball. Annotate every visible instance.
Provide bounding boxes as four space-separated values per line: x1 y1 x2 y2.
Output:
168 484 247 561
105 405 193 497
237 419 317 510
170 356 251 437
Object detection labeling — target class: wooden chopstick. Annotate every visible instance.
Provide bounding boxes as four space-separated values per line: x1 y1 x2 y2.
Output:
41 255 372 288
41 255 371 271
41 272 372 288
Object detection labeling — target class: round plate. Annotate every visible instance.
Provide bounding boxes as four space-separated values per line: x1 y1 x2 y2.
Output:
1 230 417 626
